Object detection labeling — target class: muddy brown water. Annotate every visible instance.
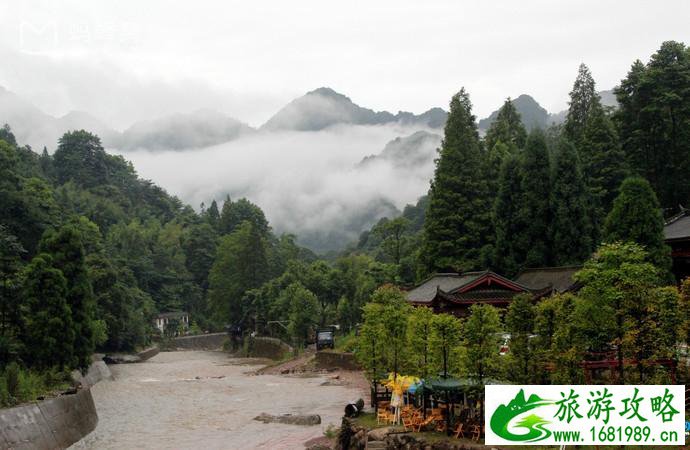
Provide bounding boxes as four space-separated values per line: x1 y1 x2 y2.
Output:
69 351 363 450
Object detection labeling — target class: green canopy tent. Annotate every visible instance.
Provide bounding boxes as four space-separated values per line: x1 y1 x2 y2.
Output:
421 377 507 436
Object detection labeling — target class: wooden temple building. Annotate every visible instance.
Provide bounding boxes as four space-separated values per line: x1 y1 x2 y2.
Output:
405 267 580 316
664 207 690 282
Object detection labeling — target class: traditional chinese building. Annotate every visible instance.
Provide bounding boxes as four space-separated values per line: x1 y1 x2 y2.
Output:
405 267 580 316
154 311 189 335
664 207 690 282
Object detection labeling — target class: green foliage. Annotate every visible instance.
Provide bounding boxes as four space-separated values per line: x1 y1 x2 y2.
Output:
550 138 593 265
406 307 434 378
209 221 269 326
603 176 672 275
504 294 537 383
219 197 269 236
430 313 463 377
39 224 96 371
615 41 690 211
422 88 490 273
493 154 523 275
20 254 75 369
53 131 109 188
484 98 528 151
463 304 501 383
574 242 662 382
518 129 552 268
565 63 599 146
281 282 319 346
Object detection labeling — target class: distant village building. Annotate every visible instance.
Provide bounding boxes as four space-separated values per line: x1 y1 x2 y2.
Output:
154 311 189 335
664 207 690 282
405 267 580 316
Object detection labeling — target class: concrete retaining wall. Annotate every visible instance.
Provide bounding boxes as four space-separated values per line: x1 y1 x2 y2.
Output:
137 346 160 361
0 388 98 450
246 336 292 360
314 351 360 370
169 332 229 350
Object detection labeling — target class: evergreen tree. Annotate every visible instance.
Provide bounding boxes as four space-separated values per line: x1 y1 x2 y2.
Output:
53 131 109 188
493 154 523 275
615 41 690 210
282 282 319 347
206 199 220 230
517 129 552 268
550 139 593 265
504 294 537 383
406 306 434 378
39 147 54 181
564 63 599 145
208 221 268 326
430 313 463 377
39 224 96 371
484 98 528 151
219 197 269 236
422 88 489 273
603 177 672 274
581 103 628 240
20 254 75 369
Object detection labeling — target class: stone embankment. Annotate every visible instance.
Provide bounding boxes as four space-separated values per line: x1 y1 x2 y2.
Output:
0 360 112 450
167 332 229 351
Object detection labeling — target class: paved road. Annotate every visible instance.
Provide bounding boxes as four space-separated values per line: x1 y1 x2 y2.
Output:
69 351 360 450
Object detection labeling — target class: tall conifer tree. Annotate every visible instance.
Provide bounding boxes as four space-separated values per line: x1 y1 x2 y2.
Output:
517 129 552 268
422 89 489 273
493 154 523 275
550 139 593 265
603 176 672 275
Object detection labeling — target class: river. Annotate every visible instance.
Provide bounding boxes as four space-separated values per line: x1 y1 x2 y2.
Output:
69 351 363 450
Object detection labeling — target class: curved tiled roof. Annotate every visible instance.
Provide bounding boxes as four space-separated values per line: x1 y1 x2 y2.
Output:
514 266 581 293
664 209 690 241
405 272 484 303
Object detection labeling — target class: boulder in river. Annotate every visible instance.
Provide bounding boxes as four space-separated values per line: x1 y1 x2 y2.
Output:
253 413 321 426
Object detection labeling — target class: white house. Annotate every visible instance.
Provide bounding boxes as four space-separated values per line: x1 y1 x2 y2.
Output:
154 311 189 335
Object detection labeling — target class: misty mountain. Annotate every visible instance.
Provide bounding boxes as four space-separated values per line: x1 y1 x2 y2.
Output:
478 90 618 132
478 94 550 131
359 130 441 169
0 86 118 151
117 109 254 151
296 196 401 253
261 87 446 131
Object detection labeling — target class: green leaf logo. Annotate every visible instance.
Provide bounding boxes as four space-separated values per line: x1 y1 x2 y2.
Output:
490 389 554 442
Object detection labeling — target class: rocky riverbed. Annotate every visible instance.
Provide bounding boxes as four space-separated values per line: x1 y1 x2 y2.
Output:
69 351 365 450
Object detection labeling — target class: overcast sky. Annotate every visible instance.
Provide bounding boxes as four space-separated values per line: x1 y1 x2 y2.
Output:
0 0 688 128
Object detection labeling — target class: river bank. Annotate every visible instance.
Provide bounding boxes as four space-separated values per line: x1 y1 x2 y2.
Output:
68 350 366 450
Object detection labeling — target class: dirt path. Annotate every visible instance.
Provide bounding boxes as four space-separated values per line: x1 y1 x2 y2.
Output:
69 351 366 450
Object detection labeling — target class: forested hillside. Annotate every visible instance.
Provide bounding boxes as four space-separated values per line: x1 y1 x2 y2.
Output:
352 41 689 284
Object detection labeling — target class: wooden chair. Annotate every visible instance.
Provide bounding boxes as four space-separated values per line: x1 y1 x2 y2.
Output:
471 424 481 441
377 408 390 424
453 422 464 439
414 415 436 432
402 414 415 432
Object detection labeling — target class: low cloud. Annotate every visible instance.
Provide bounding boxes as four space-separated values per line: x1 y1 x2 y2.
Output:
113 124 438 252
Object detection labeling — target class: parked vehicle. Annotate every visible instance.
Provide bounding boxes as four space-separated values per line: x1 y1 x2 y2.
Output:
316 328 335 350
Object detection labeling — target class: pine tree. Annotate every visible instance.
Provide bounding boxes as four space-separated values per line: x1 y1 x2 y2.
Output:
581 103 628 241
614 41 690 210
603 176 672 275
39 224 96 371
219 197 269 236
550 139 593 265
517 129 552 268
21 254 75 369
484 98 528 151
493 154 523 275
564 63 599 146
422 88 489 273
206 199 220 230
